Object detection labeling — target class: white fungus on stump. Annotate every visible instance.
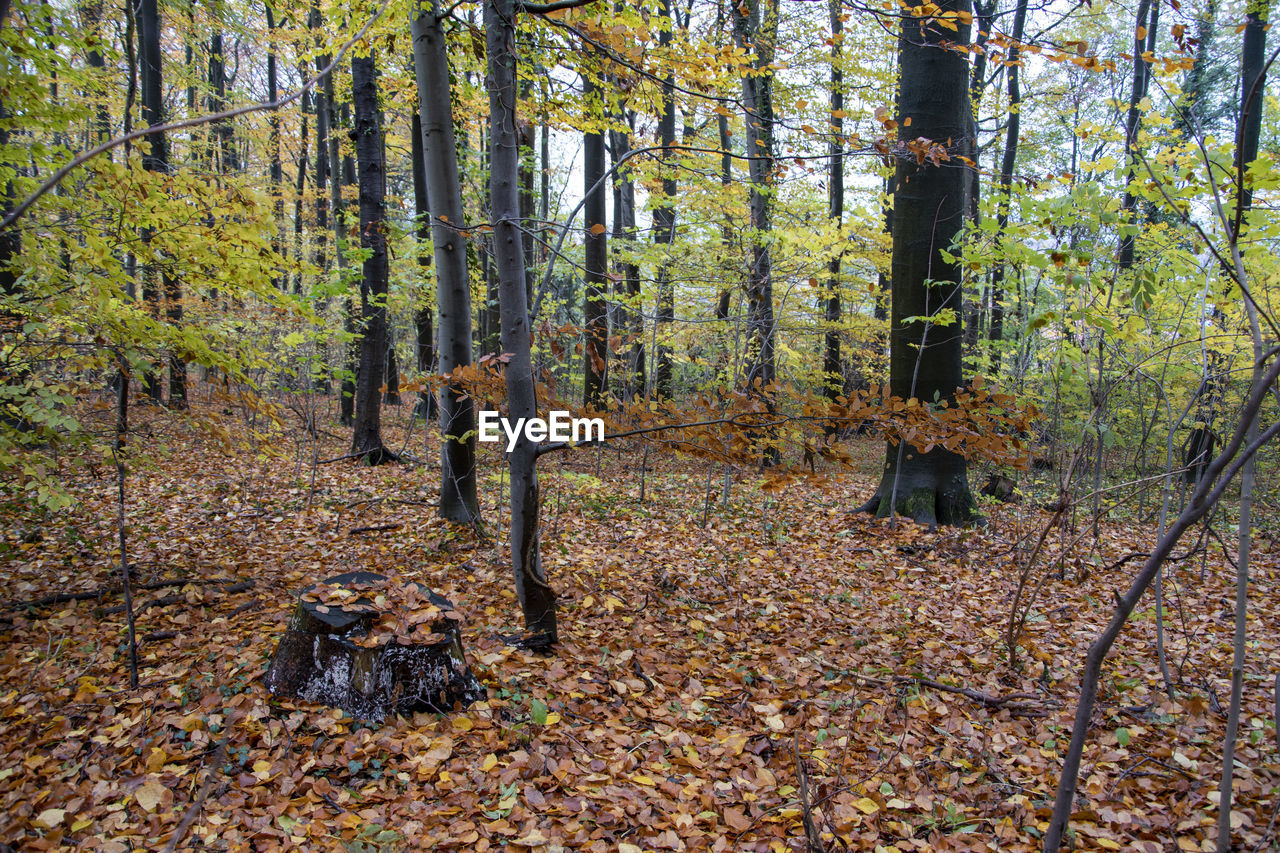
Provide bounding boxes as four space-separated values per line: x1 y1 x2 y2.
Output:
265 571 484 721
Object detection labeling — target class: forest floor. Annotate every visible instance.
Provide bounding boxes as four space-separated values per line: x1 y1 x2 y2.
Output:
1 388 1279 852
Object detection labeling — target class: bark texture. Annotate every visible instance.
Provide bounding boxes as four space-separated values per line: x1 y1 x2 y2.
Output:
862 0 975 527
412 5 479 521
487 0 556 646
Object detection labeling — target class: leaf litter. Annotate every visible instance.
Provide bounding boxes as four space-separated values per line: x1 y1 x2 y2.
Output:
0 403 1277 851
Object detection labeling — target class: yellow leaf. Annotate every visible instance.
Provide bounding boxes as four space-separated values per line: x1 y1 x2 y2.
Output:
589 223 606 235
619 845 644 853
145 747 167 773
853 796 880 815
452 716 473 732
70 818 93 832
481 753 498 772
633 774 656 786
1096 840 1121 851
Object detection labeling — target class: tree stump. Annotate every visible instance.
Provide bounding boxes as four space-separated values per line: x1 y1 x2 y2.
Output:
265 571 484 721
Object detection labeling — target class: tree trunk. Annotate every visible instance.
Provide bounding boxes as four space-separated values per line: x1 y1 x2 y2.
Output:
265 2 284 290
861 0 975 527
609 110 643 399
349 52 392 464
138 0 180 405
652 0 677 398
985 0 1028 372
822 0 843 403
409 110 438 422
487 0 555 647
1216 6 1269 848
732 0 778 396
1117 0 1156 272
412 3 479 523
583 65 608 408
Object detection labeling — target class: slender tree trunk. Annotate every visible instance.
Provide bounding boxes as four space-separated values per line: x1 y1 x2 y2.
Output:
265 3 284 290
985 0 1027 371
487 0 555 646
348 52 391 464
583 66 608 408
732 0 778 397
715 110 733 322
138 0 180 405
1216 6 1269 848
409 110 438 421
1117 0 1156 272
822 0 843 403
412 3 479 523
610 111 643 398
652 0 678 398
860 0 975 527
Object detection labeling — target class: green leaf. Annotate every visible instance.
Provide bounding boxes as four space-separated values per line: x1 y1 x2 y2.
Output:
1116 727 1130 747
530 698 549 725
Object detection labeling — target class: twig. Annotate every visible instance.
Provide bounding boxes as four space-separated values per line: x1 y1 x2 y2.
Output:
161 743 227 853
794 732 827 853
349 523 403 535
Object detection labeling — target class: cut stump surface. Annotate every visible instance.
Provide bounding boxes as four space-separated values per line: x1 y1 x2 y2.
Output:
265 571 484 720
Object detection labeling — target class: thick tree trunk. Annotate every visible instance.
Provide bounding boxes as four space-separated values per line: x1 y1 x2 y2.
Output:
412 4 479 523
583 67 608 408
487 0 555 647
861 0 975 527
349 53 392 464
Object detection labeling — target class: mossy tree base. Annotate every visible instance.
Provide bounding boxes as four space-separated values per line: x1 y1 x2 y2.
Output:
857 444 976 529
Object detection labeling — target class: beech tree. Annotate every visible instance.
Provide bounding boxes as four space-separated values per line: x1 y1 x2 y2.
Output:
411 0 479 522
348 50 392 464
858 0 976 527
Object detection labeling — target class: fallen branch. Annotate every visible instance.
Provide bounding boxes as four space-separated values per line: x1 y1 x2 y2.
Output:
349 523 403 535
161 742 227 853
2 578 253 612
98 581 254 615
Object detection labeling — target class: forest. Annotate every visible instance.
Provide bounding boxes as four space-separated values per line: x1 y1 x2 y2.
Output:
1 0 1279 848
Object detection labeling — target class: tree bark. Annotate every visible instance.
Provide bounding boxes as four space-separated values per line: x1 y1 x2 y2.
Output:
652 0 677 398
861 0 975 527
409 110 438 422
985 0 1027 369
822 0 843 403
348 52 391 464
732 0 778 396
583 65 608 408
1216 6 1269 848
412 3 480 523
609 110 643 399
487 0 555 646
138 0 182 406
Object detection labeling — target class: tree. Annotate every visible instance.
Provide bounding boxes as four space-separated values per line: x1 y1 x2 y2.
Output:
859 0 976 527
348 50 392 464
486 0 556 646
411 0 480 522
138 0 185 407
582 58 608 409
651 0 677 399
732 0 778 400
821 0 843 403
